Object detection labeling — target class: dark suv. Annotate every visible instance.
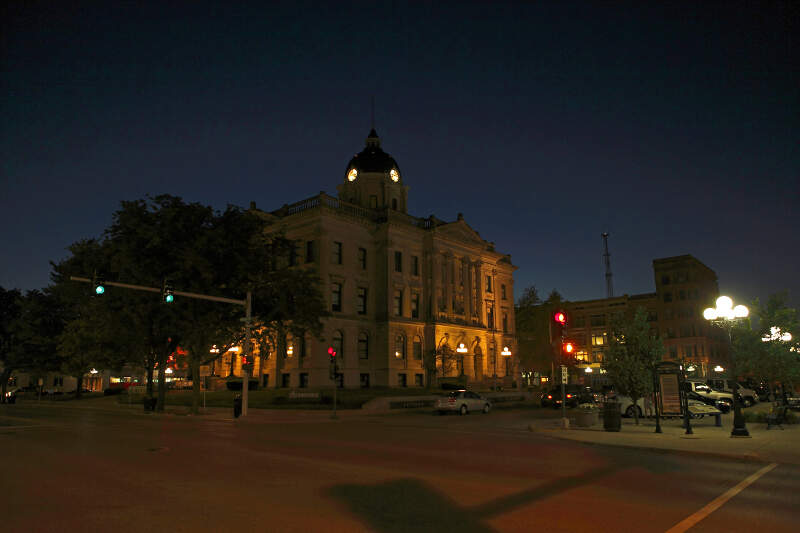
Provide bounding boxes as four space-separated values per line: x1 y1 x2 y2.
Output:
541 385 594 408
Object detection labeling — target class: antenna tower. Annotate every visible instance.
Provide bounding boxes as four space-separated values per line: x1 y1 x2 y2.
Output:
602 233 614 298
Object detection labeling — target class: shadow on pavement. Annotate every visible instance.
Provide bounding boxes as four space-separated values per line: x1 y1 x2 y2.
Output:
328 465 619 532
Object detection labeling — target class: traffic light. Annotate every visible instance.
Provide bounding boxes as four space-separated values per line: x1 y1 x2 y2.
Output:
563 341 574 354
92 271 105 295
328 346 337 379
550 310 567 343
162 279 174 304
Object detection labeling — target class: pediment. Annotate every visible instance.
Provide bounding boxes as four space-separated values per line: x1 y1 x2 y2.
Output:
436 220 487 247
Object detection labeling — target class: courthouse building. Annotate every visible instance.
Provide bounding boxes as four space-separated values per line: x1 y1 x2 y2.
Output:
211 129 518 389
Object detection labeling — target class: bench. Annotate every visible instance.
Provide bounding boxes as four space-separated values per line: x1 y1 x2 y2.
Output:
766 405 788 430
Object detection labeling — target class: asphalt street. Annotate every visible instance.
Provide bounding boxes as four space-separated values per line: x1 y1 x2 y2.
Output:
0 401 797 533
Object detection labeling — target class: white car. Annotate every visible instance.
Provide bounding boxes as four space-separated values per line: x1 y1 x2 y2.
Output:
611 394 646 418
434 390 491 415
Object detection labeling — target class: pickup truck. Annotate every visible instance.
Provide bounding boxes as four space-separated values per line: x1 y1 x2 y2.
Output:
706 378 759 406
683 381 734 406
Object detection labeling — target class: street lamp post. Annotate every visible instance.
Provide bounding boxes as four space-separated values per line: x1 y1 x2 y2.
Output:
704 295 750 437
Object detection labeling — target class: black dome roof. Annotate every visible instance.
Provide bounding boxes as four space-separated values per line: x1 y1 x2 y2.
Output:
345 129 400 176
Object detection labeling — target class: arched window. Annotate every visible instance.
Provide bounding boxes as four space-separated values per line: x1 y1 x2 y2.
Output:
358 332 369 360
333 330 344 362
412 335 422 360
394 334 406 359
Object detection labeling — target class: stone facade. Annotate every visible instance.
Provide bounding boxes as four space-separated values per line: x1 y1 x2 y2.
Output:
212 129 518 389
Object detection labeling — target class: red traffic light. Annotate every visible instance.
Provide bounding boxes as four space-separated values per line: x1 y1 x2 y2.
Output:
554 311 567 325
563 342 574 354
327 347 336 357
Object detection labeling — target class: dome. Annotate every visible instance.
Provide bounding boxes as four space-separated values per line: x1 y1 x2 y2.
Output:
344 129 401 178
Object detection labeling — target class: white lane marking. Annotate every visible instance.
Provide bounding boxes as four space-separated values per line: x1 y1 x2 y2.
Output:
665 462 778 533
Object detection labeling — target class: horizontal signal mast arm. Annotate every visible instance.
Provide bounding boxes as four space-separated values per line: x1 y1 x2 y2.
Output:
69 276 246 306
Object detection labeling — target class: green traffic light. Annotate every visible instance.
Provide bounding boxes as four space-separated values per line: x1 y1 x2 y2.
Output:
165 294 174 303
95 285 105 295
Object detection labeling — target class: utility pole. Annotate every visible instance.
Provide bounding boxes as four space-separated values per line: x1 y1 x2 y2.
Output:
241 291 252 417
602 232 614 298
69 276 253 416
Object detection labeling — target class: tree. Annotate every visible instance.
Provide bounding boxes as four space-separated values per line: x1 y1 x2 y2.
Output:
604 307 664 424
734 293 799 400
249 235 328 389
515 286 565 381
0 287 23 402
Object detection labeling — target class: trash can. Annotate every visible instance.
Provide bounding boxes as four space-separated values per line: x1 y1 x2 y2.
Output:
143 397 157 412
603 401 621 432
233 394 242 418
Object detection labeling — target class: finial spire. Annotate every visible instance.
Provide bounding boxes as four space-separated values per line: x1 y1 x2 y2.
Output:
370 96 375 130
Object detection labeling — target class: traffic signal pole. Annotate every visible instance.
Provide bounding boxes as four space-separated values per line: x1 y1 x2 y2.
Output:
70 276 253 416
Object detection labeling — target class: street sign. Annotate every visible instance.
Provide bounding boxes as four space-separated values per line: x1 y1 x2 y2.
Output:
561 365 568 384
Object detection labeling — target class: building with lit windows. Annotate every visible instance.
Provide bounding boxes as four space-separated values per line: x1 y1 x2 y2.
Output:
210 129 518 389
561 254 726 382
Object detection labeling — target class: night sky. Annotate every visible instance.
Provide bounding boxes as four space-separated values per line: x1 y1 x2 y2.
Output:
2 2 798 309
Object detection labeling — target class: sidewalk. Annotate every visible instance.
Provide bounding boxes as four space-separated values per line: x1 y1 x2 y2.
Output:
526 410 800 465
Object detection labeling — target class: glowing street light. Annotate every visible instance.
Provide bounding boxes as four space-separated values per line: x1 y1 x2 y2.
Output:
704 295 750 437
762 326 792 343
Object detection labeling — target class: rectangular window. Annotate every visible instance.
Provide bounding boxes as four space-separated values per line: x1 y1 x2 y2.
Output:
281 373 290 388
299 373 309 388
502 312 508 333
669 346 678 359
358 335 368 360
415 374 424 387
504 357 512 376
486 275 493 293
411 292 420 319
412 255 419 276
679 290 686 300
664 292 673 303
393 289 403 316
394 251 403 272
332 283 342 312
590 315 605 327
591 332 608 346
332 241 342 264
305 241 315 263
289 241 298 266
357 287 367 315
487 307 494 329
573 315 586 328
360 373 370 388
398 373 407 387
335 373 343 388
358 247 367 270
501 284 506 300
592 350 604 362
413 338 422 360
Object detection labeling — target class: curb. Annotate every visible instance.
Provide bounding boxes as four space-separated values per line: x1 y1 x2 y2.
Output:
527 424 793 465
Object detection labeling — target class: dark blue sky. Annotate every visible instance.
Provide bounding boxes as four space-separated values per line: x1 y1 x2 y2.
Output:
2 2 797 309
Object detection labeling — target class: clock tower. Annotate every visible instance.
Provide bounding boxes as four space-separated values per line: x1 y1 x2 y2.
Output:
337 129 408 213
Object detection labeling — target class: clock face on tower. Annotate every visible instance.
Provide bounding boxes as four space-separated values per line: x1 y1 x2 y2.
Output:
390 168 399 182
347 168 358 182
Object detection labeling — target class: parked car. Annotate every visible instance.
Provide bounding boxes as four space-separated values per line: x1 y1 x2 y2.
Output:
706 379 758 406
541 385 594 409
434 390 491 415
683 381 733 406
609 394 646 418
686 390 731 413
